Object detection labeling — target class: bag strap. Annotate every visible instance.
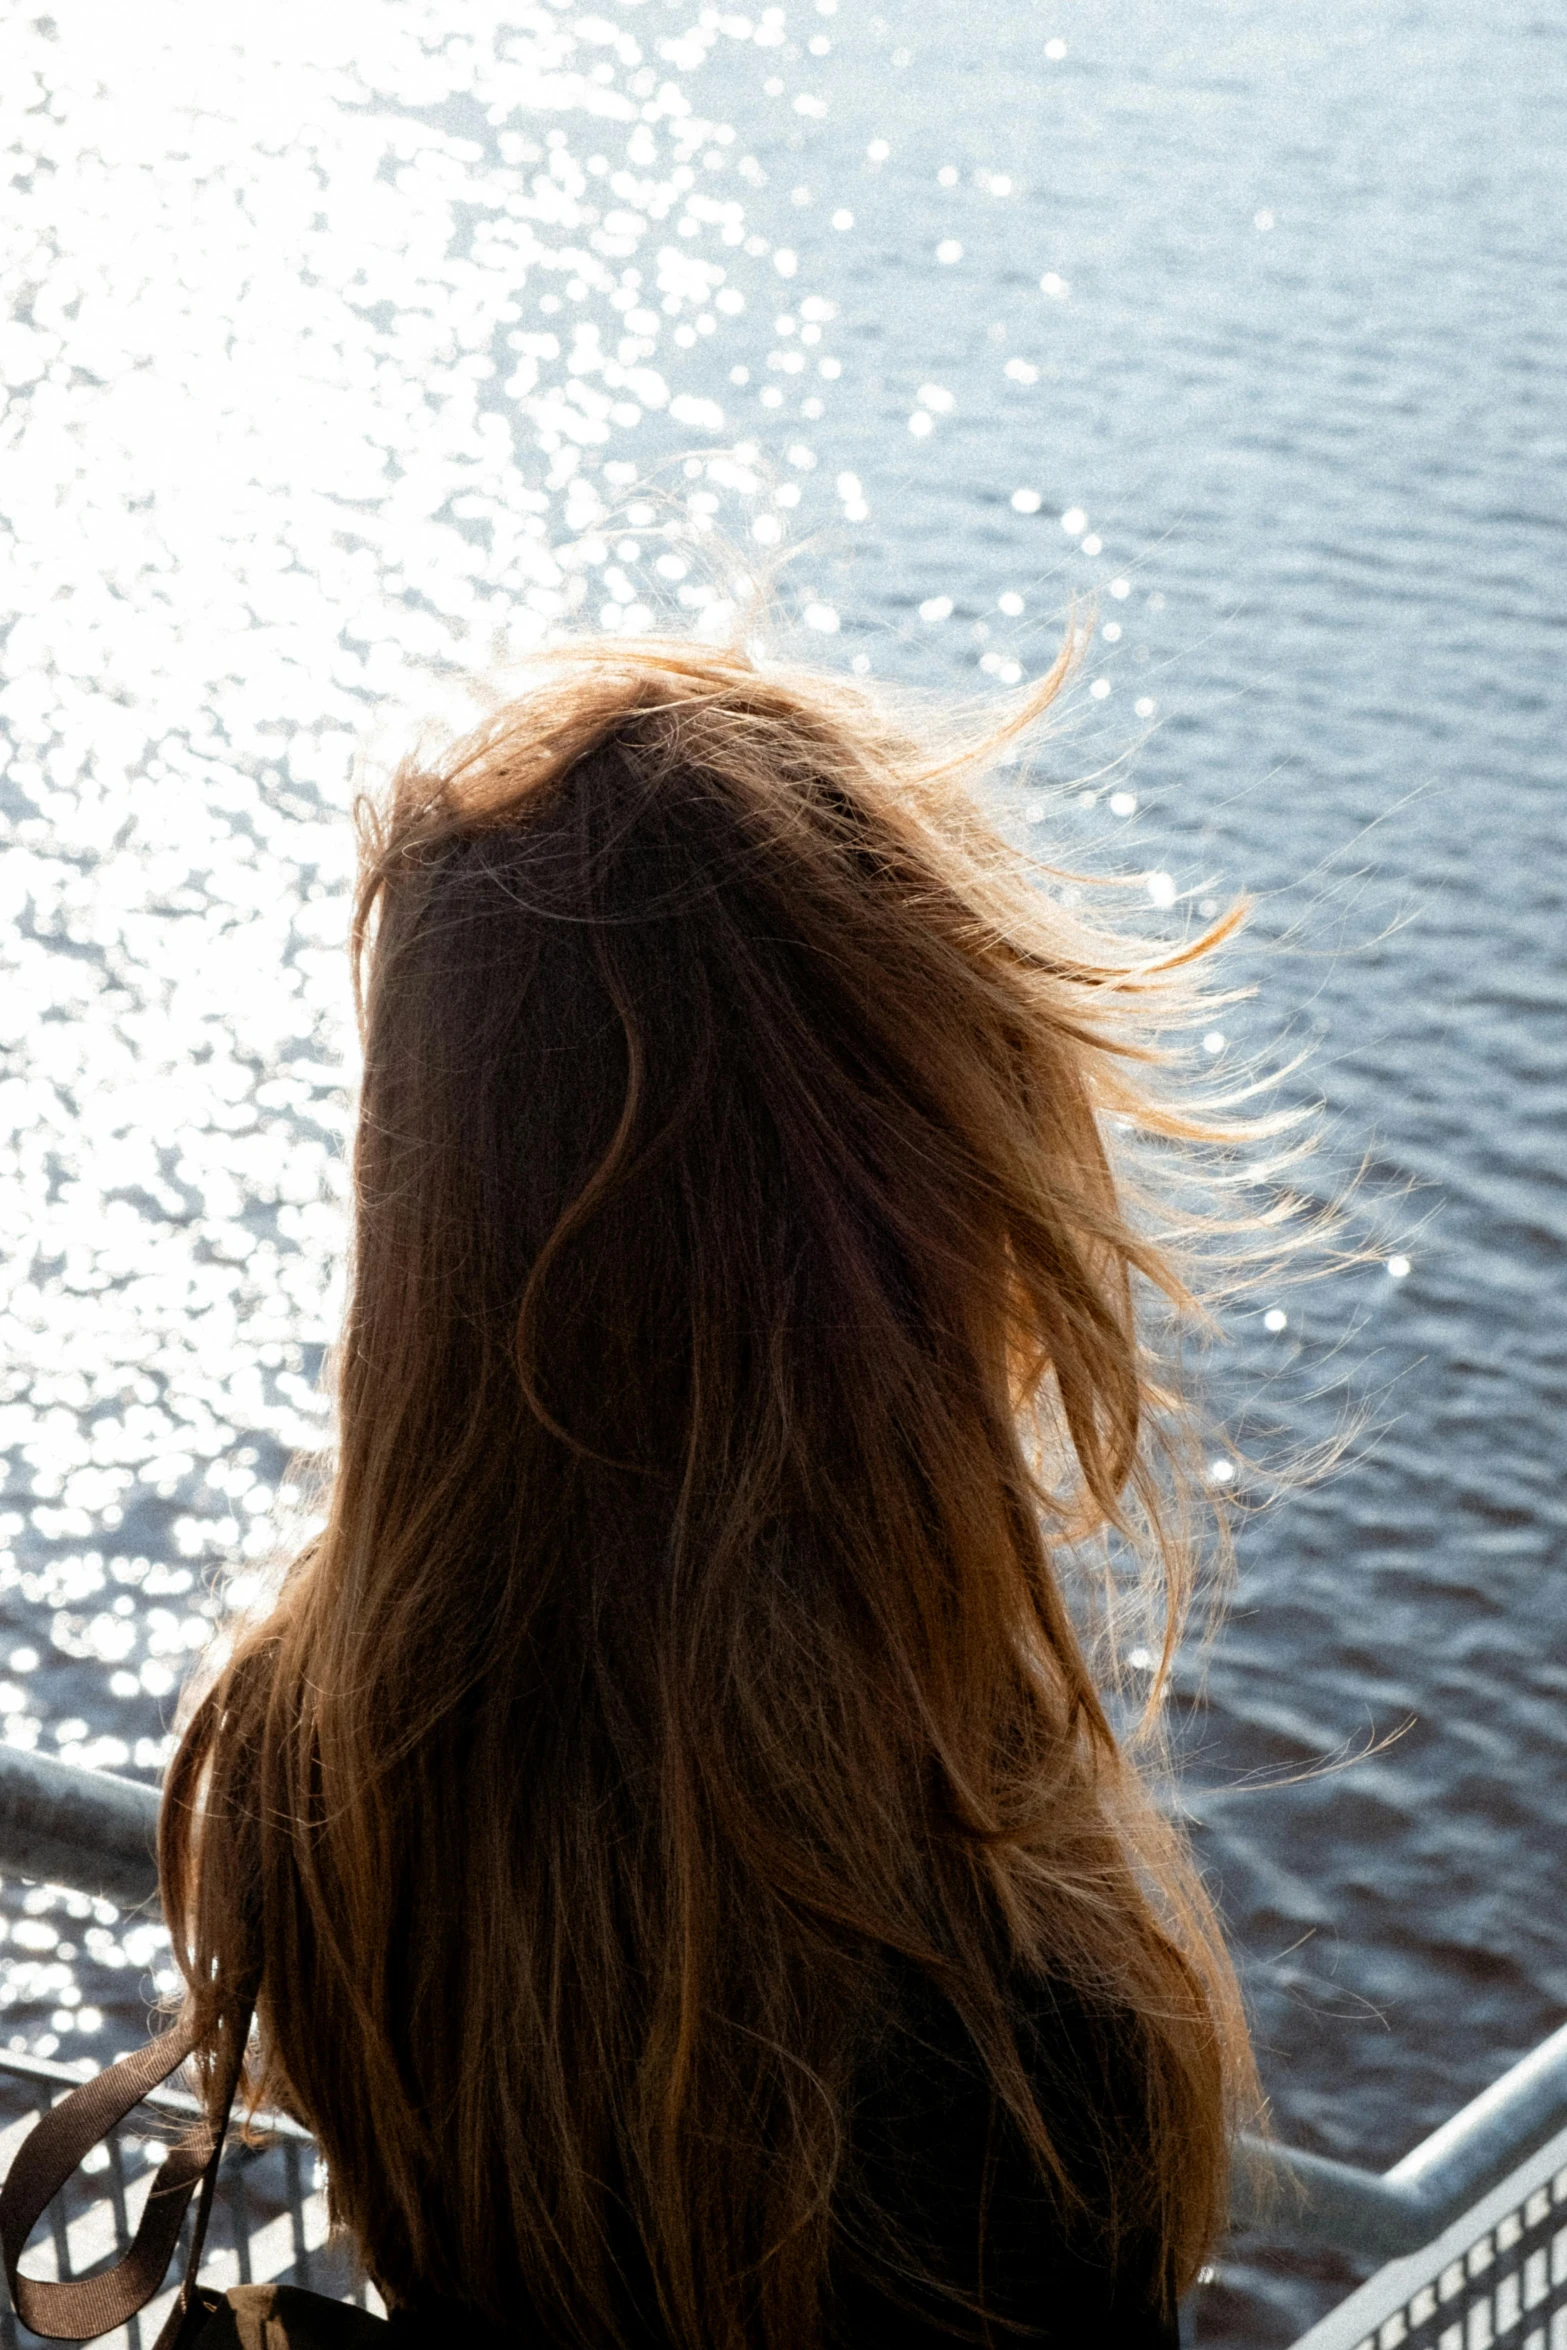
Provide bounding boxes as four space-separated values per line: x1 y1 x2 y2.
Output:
0 2005 252 2345
153 2010 250 2350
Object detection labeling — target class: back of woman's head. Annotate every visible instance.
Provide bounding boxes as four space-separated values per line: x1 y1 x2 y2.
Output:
164 636 1257 2347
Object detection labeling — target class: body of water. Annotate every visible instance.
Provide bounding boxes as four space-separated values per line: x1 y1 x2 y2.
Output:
1 2 1563 2340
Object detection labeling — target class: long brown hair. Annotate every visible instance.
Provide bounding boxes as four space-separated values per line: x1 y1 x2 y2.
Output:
163 635 1263 2345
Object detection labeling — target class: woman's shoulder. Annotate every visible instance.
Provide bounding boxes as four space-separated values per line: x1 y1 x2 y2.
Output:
857 1950 1152 2126
833 1955 1177 2347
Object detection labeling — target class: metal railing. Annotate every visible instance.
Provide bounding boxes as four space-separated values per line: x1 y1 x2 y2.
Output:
1 1746 1563 2349
0 2045 372 2350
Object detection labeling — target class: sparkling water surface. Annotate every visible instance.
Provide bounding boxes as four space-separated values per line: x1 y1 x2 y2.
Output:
1 2 1563 2341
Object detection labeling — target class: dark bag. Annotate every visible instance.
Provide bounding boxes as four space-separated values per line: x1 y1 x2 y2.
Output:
179 2284 388 2349
0 2012 386 2348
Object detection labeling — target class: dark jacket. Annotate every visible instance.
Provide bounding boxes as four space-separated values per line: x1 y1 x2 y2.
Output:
384 1965 1181 2348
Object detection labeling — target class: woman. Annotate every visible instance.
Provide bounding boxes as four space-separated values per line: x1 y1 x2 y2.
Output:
160 636 1261 2347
